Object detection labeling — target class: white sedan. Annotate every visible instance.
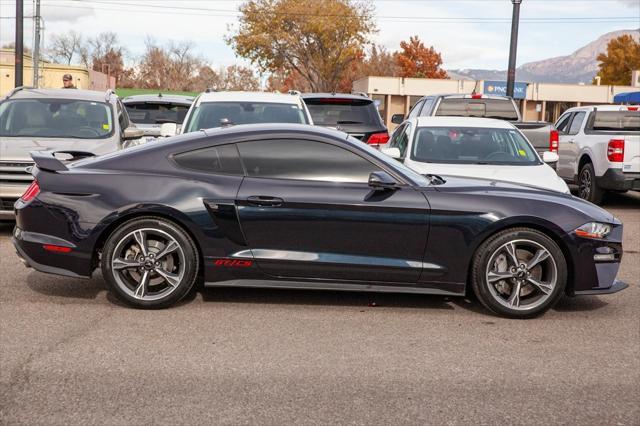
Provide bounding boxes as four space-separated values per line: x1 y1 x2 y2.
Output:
381 116 569 193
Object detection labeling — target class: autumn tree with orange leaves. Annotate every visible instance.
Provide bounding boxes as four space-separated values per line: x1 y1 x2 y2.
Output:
396 35 448 79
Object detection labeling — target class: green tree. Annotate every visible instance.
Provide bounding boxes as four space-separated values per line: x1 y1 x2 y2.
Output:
227 0 376 92
594 35 640 85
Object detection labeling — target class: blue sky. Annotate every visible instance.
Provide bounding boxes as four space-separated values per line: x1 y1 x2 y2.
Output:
0 0 638 70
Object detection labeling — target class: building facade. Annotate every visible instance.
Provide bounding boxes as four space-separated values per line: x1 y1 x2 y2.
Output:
353 76 638 130
0 49 115 96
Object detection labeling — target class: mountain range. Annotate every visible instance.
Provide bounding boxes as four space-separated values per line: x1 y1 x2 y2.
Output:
448 29 639 84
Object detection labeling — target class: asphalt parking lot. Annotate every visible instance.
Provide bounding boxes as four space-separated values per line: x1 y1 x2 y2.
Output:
1 192 638 425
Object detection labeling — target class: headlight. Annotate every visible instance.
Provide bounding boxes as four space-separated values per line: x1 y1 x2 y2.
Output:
574 222 612 239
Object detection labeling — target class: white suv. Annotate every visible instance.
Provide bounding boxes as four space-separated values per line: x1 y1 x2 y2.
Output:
180 91 312 134
554 105 639 204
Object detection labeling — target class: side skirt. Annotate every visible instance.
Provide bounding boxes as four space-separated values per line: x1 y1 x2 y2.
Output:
204 279 465 297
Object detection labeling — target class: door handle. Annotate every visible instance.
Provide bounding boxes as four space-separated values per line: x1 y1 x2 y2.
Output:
246 195 284 207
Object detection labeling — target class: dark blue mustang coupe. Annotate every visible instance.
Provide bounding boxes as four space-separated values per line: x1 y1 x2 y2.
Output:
12 124 627 318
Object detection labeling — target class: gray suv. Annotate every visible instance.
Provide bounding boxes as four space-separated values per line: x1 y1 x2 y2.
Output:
0 87 143 219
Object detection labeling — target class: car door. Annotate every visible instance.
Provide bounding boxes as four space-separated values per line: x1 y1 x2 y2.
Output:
563 111 586 180
235 138 429 284
555 112 575 179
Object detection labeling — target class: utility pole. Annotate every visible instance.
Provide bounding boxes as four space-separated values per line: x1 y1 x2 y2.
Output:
33 0 42 88
15 0 24 87
506 0 522 98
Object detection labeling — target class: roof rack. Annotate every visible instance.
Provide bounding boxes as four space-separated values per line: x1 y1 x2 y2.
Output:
352 91 368 98
4 86 33 99
104 88 116 101
287 90 301 96
205 87 218 93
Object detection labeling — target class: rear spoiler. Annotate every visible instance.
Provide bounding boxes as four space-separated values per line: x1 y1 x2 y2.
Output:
30 150 95 172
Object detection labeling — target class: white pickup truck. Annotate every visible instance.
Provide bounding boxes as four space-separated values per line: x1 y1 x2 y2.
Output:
554 105 639 204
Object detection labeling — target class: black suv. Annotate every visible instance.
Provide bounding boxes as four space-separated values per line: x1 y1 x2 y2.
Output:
301 93 389 144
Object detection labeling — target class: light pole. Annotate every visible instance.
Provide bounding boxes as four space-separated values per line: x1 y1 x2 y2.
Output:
506 0 522 98
15 0 24 87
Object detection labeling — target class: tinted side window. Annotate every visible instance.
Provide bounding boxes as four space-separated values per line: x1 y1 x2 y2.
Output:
237 139 381 183
555 113 573 133
116 100 129 130
568 112 585 135
408 100 424 119
419 98 435 116
173 144 243 175
389 123 411 158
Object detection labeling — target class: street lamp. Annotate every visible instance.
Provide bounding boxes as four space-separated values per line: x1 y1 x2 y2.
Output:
506 0 522 98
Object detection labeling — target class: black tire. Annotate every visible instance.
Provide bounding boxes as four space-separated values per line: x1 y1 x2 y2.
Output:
578 162 604 205
101 216 199 309
470 227 567 319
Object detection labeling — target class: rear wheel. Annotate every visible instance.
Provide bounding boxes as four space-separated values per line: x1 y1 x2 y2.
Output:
578 162 604 204
101 217 199 308
471 228 567 319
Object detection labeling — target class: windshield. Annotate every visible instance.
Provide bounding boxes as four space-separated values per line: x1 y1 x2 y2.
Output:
435 98 519 121
0 98 114 139
304 98 381 126
346 136 430 186
410 126 540 165
590 110 640 131
124 102 190 125
184 101 308 133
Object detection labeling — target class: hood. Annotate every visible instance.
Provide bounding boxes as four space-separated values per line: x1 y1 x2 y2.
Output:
406 161 569 194
430 174 616 224
0 136 118 162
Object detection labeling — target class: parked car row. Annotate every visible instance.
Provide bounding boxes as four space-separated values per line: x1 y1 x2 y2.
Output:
2 85 633 317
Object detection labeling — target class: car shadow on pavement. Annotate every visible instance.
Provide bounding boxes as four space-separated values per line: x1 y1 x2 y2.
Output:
553 295 609 312
26 271 107 301
198 285 493 315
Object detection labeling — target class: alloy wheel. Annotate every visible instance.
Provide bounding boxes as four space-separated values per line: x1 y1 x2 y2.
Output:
110 228 186 302
485 239 558 311
579 167 592 200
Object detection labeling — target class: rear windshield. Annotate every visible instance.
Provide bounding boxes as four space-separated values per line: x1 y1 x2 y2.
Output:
435 98 519 121
0 98 114 139
184 101 308 133
589 110 640 131
411 126 539 165
124 102 190 125
304 98 381 126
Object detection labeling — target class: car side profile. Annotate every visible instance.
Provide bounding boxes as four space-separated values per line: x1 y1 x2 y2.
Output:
12 124 626 318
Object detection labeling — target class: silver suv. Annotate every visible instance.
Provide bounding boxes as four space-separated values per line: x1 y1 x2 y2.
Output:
0 87 143 219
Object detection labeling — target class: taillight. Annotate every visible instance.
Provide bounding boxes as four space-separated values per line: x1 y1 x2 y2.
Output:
627 106 638 111
367 132 390 145
607 139 625 162
21 180 40 202
471 94 483 99
549 130 559 153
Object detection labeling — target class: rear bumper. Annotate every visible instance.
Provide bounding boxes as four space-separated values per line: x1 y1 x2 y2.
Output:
12 226 92 278
573 279 628 295
597 169 640 191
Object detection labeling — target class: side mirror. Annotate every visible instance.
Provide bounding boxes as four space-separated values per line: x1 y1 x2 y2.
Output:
381 147 402 160
391 114 405 125
123 126 144 140
160 122 178 137
368 171 398 191
542 151 559 164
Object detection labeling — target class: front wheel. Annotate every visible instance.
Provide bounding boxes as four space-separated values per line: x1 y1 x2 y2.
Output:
101 217 199 309
470 228 567 319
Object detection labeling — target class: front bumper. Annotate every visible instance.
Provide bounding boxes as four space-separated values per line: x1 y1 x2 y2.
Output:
597 169 640 191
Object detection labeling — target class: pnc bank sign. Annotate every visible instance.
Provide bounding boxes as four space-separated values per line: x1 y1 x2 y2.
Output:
483 80 528 99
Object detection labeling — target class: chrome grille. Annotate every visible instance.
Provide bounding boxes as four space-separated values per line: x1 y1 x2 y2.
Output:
0 161 34 184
